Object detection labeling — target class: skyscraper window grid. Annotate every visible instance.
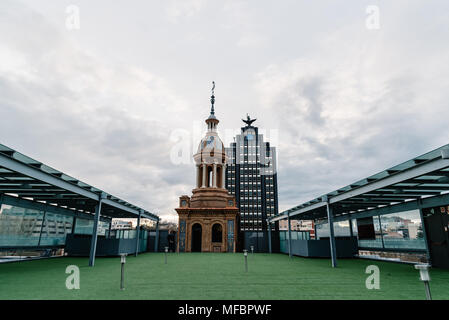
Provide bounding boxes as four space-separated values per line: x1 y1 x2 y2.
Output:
225 119 278 233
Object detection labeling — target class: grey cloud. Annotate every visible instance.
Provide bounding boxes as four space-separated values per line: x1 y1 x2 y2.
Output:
2 0 449 219
0 1 196 221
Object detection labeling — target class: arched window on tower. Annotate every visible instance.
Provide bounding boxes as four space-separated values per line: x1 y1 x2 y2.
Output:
212 224 222 243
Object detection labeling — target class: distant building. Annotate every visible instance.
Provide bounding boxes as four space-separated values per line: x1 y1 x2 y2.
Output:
111 220 133 230
279 220 316 239
156 221 178 232
225 116 279 232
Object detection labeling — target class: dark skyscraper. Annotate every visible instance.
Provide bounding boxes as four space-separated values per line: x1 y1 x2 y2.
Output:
225 116 279 242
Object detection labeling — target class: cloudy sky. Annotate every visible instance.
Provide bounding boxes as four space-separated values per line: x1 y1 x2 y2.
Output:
1 0 449 222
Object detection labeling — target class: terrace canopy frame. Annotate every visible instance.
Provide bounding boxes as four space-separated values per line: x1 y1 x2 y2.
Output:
0 144 159 266
268 144 449 267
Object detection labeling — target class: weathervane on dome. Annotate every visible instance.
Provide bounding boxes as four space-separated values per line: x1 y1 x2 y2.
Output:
242 113 256 127
210 81 216 115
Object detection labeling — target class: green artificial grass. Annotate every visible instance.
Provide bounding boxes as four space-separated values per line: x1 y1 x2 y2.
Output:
0 253 448 300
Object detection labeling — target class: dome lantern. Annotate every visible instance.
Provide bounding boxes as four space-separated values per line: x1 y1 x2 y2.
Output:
193 82 228 189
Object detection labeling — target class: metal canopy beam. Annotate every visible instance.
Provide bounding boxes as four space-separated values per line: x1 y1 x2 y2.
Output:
365 190 440 196
102 198 141 218
0 150 159 221
0 191 78 197
339 200 403 205
332 192 449 223
0 154 98 200
383 186 449 191
271 156 449 222
329 158 449 204
342 195 421 200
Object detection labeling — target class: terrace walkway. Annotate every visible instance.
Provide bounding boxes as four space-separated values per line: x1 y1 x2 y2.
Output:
1 253 449 300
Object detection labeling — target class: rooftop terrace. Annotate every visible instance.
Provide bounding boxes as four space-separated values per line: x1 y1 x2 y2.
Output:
1 253 449 300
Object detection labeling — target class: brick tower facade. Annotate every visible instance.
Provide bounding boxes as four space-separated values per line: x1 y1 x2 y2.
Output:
176 83 239 252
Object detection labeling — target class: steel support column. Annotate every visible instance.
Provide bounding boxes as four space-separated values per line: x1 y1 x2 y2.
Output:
37 210 47 247
154 220 160 252
287 213 292 258
378 216 385 249
418 200 431 263
107 218 112 237
135 210 142 257
326 202 337 268
89 199 103 267
71 216 77 235
349 219 354 238
267 220 272 254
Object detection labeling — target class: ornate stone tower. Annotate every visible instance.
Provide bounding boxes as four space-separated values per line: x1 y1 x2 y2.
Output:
176 82 239 252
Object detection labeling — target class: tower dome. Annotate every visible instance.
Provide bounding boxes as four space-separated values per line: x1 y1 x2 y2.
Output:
193 81 227 165
196 133 225 162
